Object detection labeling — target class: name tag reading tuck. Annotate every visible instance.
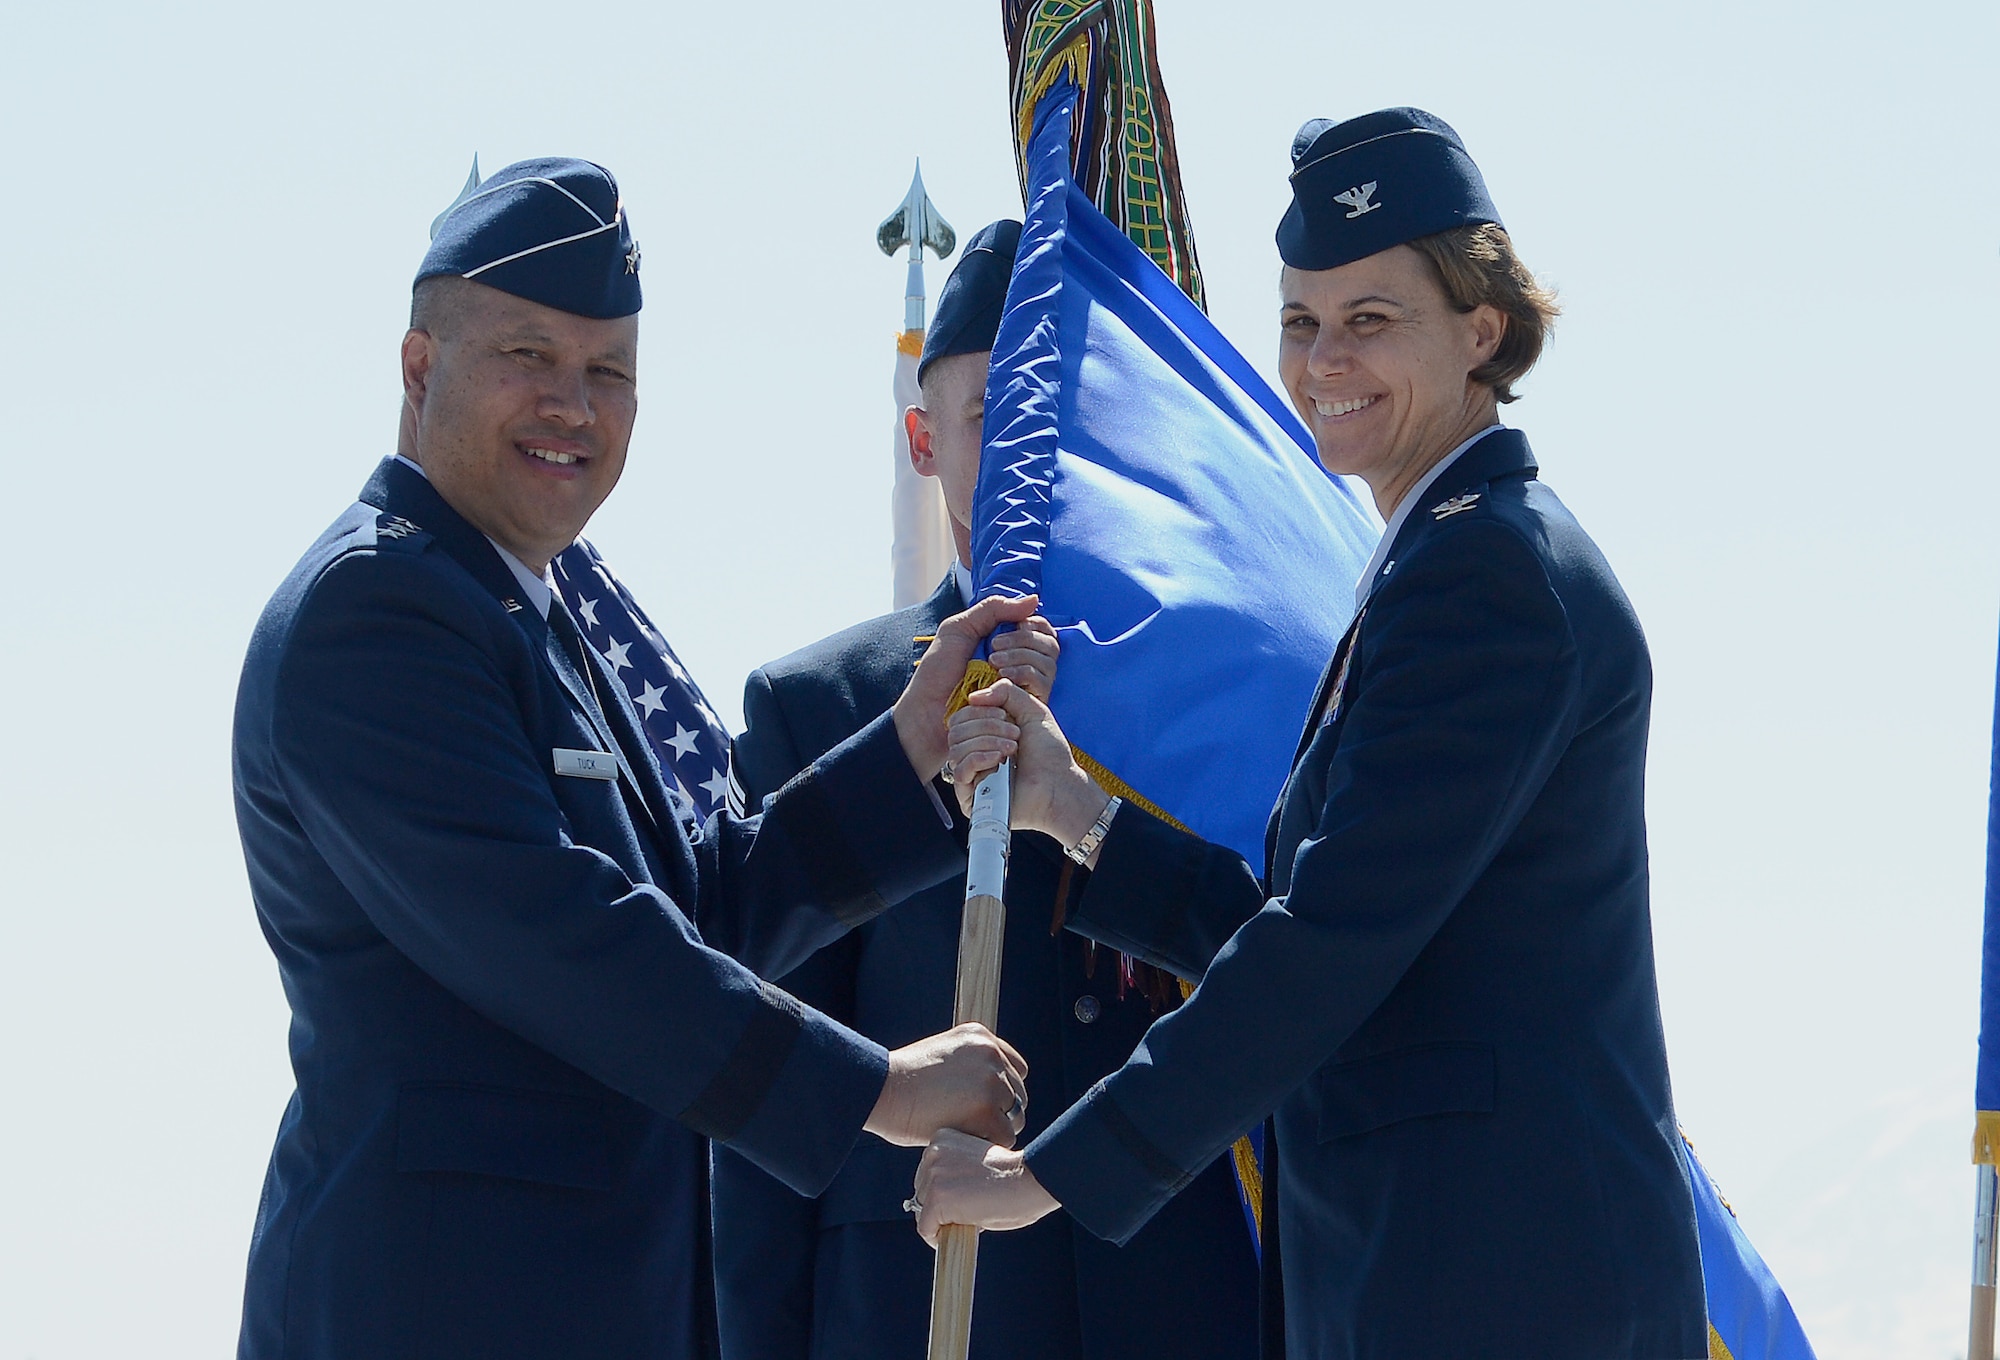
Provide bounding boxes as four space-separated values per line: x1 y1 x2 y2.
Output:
553 748 618 781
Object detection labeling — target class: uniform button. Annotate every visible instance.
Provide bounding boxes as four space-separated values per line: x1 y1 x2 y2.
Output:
1073 995 1101 1024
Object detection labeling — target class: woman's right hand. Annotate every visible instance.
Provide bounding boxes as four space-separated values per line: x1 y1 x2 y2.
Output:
947 678 1114 860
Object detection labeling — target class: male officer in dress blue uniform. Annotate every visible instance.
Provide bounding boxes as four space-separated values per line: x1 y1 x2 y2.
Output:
711 222 1260 1360
918 114 1708 1358
231 159 1036 1360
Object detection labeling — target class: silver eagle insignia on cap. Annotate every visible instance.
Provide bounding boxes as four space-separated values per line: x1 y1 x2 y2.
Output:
1332 182 1381 218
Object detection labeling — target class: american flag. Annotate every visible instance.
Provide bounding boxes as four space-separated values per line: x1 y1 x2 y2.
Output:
550 539 741 819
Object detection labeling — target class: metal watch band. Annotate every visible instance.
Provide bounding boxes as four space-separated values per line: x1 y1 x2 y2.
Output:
1065 795 1123 865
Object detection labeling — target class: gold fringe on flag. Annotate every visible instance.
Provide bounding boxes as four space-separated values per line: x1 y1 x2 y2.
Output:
1973 1109 2000 1164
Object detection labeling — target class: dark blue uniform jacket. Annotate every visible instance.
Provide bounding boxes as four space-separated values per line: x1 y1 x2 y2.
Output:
1024 431 1708 1359
713 575 1259 1360
231 458 961 1360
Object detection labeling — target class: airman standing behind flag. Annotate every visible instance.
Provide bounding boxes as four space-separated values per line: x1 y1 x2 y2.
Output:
712 218 1260 1360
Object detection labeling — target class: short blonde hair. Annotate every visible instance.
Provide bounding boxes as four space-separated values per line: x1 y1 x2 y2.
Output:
1405 224 1558 403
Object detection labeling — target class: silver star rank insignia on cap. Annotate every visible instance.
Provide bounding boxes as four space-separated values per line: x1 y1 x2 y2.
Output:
1430 493 1481 521
625 243 641 275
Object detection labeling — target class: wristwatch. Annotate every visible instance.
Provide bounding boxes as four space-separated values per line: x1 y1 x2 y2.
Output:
1064 795 1123 865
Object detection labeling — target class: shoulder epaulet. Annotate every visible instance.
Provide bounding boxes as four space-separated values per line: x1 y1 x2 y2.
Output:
351 507 435 554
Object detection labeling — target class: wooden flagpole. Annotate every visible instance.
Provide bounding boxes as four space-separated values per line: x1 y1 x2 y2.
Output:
926 759 1012 1360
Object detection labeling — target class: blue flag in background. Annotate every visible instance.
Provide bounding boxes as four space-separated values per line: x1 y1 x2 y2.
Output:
1970 620 2000 1356
1976 627 2000 1138
1685 1135 1818 1359
972 80 1379 865
978 78 1818 1347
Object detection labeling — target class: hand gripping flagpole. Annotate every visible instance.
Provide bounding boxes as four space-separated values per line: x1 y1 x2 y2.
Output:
927 752 1012 1360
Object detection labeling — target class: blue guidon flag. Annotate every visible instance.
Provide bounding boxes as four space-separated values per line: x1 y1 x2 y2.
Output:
972 78 1380 867
550 540 739 820
970 79 1379 1256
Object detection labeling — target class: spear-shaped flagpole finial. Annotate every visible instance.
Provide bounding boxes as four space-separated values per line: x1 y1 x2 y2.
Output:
429 155 483 241
882 160 961 611
877 160 957 333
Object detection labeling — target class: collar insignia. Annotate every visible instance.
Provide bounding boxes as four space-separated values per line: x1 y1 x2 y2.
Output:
1333 181 1381 218
1430 493 1481 521
377 514 423 539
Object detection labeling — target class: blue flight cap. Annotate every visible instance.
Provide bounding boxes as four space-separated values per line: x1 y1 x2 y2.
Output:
1276 108 1501 271
918 219 1022 383
416 157 642 319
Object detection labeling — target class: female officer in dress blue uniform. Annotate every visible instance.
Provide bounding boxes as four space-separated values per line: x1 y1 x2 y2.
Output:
915 109 1710 1359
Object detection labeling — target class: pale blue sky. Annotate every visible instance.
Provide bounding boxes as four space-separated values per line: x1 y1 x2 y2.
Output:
2 2 1995 1355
